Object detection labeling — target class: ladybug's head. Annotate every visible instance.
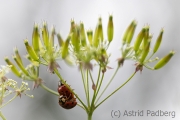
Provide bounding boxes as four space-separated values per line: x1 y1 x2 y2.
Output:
58 81 62 87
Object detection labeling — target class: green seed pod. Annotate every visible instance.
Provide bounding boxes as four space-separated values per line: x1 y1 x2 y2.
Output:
13 55 29 76
98 18 104 42
80 22 87 46
42 21 49 49
24 39 39 61
107 15 114 42
32 23 40 54
38 37 44 53
71 25 76 46
71 25 80 52
14 47 23 65
154 51 175 70
140 40 150 63
29 64 38 77
62 35 71 59
57 33 64 47
69 19 75 34
50 26 55 47
93 26 99 47
143 26 149 49
126 21 137 44
93 18 103 47
134 27 145 52
4 57 21 77
153 28 164 53
87 30 93 45
122 20 136 45
49 26 56 54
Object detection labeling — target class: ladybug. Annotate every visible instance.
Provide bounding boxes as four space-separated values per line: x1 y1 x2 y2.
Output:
57 81 77 109
59 95 77 109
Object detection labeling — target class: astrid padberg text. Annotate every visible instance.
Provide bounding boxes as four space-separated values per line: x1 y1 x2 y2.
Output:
111 110 176 118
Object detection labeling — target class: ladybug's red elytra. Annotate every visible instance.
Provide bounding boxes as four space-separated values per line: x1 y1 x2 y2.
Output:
58 82 72 98
58 82 77 109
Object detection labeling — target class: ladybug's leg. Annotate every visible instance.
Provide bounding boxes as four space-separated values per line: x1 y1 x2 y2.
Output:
66 93 72 100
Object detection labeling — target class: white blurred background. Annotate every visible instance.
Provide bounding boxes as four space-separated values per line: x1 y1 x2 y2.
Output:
0 0 180 120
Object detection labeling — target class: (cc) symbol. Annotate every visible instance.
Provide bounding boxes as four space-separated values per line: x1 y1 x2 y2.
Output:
111 110 121 118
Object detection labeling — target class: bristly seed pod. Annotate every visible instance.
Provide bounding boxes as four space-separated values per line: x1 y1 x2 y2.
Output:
69 19 75 34
122 20 137 45
71 24 80 52
80 22 87 46
143 26 149 49
140 40 150 63
13 55 29 76
134 27 145 52
49 26 56 54
42 21 49 49
57 33 64 47
107 15 114 42
154 50 175 70
153 28 164 53
98 18 104 42
32 23 40 54
14 47 23 65
69 20 76 46
93 17 103 47
126 20 137 44
4 57 21 77
87 30 93 45
50 26 56 48
24 39 39 61
62 35 71 59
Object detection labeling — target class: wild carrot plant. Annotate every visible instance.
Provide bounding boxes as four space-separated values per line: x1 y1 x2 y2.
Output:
0 15 174 120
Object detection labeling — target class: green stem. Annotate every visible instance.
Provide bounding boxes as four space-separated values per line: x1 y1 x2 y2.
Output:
144 64 154 70
95 71 136 109
95 73 104 97
0 94 17 109
95 66 119 104
86 70 90 107
0 82 5 105
146 53 154 60
95 67 101 89
4 91 13 97
40 84 59 96
36 66 39 77
89 70 95 85
0 111 6 120
39 61 48 66
54 68 64 81
87 111 93 120
77 103 86 110
90 67 101 111
106 42 111 50
80 66 88 106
